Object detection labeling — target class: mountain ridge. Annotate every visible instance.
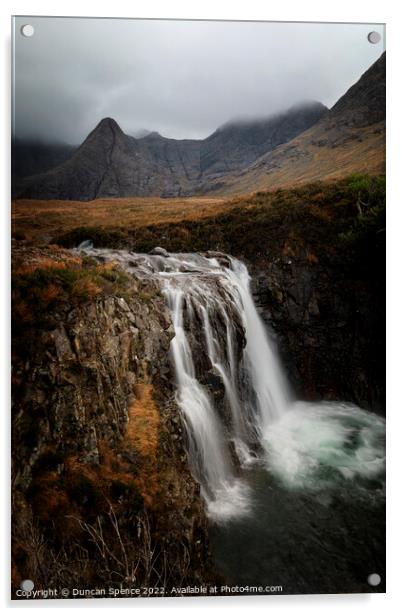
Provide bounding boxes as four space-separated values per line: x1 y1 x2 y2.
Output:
14 102 327 200
207 52 385 194
13 53 385 200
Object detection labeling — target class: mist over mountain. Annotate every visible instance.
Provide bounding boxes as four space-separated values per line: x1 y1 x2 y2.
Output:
12 140 77 180
199 103 326 179
13 53 385 200
208 52 385 194
14 102 327 200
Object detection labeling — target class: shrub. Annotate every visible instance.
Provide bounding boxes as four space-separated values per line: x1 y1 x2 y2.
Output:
67 474 104 509
55 226 128 248
71 278 101 302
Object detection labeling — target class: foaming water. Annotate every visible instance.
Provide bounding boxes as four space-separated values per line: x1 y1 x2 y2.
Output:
262 401 385 491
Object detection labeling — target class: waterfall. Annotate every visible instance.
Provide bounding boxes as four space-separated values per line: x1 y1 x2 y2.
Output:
226 258 291 429
75 247 385 520
162 280 250 520
152 252 292 518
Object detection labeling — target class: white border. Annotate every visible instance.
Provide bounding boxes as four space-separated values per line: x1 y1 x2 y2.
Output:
2 1 401 615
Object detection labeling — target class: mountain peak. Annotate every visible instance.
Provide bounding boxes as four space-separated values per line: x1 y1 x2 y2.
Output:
13 54 385 200
91 117 124 137
142 131 163 140
97 117 121 129
133 129 152 139
82 117 126 149
288 100 327 113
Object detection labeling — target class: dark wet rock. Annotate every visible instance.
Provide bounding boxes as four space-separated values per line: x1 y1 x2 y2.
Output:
205 370 226 400
204 251 232 268
249 257 384 413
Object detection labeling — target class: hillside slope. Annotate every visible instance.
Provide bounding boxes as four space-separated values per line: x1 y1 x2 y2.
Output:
12 140 76 179
206 53 385 194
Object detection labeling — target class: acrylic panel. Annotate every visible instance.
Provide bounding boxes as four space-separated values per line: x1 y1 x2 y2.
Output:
11 16 386 600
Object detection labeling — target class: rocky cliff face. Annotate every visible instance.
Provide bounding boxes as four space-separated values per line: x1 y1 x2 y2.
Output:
12 245 213 593
250 257 384 413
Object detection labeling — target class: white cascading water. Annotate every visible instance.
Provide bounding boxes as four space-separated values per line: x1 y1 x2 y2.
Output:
76 245 386 519
163 280 250 520
226 259 291 430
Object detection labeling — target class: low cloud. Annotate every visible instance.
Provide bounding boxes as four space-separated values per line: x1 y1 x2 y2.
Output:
14 17 384 143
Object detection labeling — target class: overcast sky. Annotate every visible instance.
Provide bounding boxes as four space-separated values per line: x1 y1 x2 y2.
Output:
13 17 385 144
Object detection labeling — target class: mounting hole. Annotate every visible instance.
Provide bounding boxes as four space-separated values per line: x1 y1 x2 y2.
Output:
20 579 34 591
367 31 381 44
367 573 381 586
21 24 34 38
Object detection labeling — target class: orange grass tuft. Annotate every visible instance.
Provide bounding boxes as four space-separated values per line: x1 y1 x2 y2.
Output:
71 278 101 300
13 255 82 275
124 384 161 507
126 384 160 459
41 283 61 303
